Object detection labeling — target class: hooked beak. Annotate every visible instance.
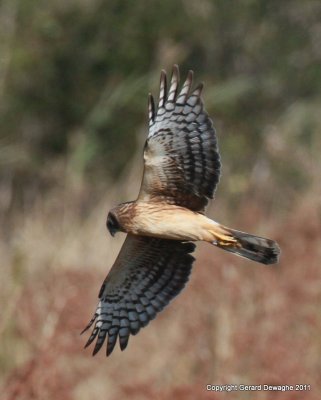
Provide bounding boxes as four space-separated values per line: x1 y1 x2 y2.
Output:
108 227 116 237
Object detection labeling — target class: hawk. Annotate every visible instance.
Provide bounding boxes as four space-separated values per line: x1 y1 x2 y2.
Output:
82 65 280 356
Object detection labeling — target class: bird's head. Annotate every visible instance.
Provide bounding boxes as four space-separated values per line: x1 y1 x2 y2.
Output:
106 211 121 237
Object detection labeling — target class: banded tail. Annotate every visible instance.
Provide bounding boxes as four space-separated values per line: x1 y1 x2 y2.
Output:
211 225 280 265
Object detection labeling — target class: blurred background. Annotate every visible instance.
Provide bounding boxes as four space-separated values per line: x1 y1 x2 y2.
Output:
1 0 320 399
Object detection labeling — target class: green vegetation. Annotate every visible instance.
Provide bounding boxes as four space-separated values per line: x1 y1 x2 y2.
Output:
1 0 320 208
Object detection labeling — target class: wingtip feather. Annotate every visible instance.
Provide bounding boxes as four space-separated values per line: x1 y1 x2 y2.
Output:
187 70 194 85
168 65 180 101
158 70 167 108
193 82 204 97
84 329 99 349
81 313 97 335
106 335 118 357
177 69 194 103
148 93 155 123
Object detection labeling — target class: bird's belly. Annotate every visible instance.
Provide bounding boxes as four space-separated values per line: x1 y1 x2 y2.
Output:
130 204 209 241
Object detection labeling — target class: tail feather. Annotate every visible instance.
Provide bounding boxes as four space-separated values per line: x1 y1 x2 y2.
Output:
212 227 280 265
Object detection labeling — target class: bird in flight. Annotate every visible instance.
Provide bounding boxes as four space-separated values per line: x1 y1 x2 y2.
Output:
82 65 280 356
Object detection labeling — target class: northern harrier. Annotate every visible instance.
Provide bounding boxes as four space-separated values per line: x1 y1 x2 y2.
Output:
82 65 280 356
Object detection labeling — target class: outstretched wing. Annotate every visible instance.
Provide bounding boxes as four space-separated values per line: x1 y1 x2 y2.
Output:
138 65 221 212
82 234 195 356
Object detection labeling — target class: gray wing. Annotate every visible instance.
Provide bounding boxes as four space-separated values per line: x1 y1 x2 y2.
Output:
138 65 221 212
82 234 195 356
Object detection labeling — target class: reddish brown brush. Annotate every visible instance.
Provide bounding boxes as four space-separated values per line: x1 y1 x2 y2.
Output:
1 199 321 400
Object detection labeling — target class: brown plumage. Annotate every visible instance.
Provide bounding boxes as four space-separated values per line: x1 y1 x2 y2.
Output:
83 65 280 356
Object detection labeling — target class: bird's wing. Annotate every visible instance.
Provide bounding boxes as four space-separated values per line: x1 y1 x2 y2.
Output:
82 234 195 356
138 65 221 212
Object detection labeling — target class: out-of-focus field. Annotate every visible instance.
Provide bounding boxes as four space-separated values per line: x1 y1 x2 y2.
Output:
1 1 321 399
1 155 321 400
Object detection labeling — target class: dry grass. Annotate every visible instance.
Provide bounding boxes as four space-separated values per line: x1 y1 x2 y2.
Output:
1 161 321 400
